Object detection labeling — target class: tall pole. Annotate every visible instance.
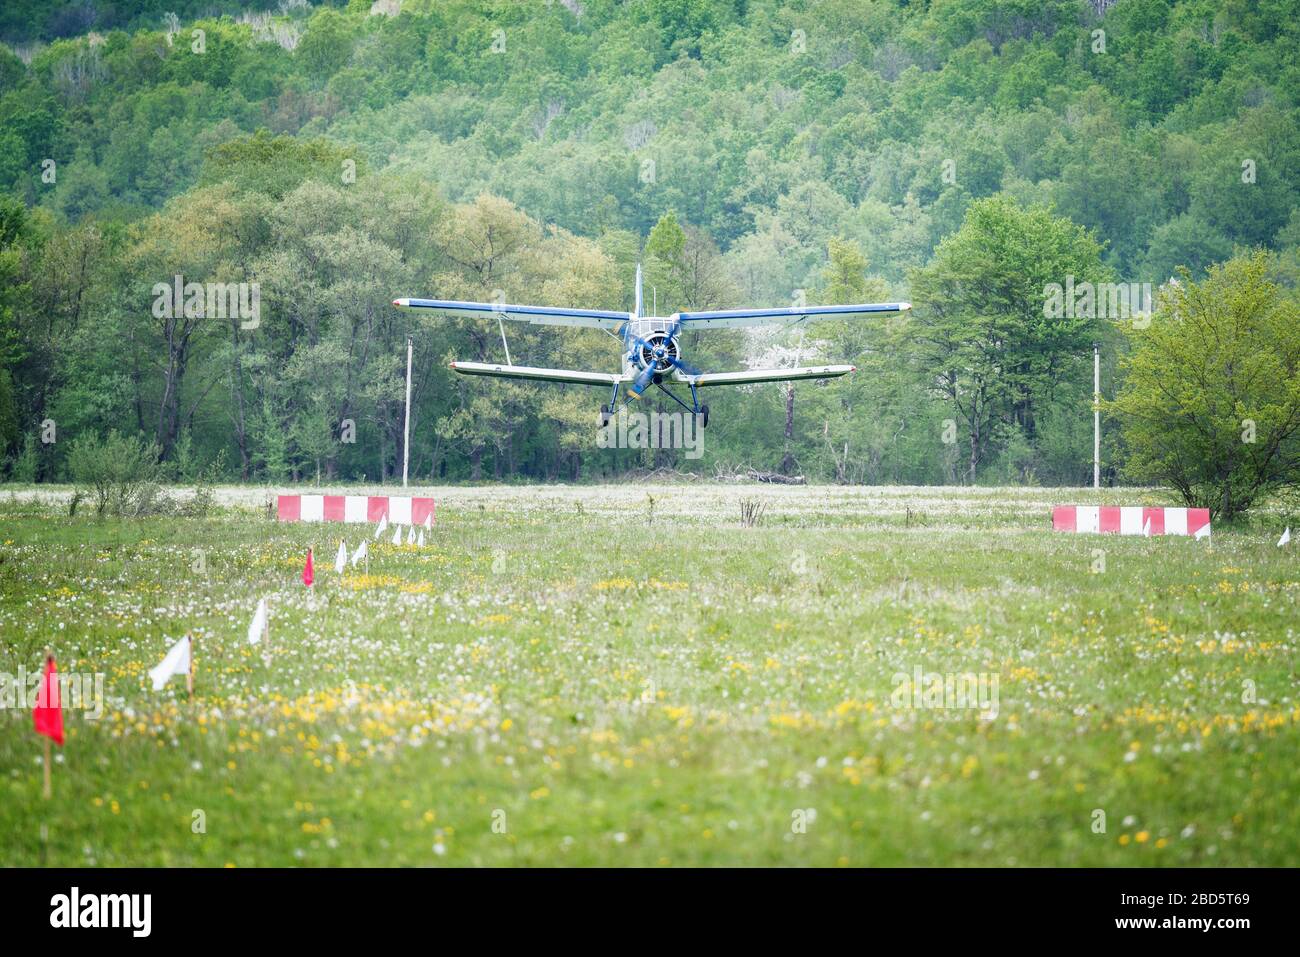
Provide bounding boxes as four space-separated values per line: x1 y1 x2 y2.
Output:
402 336 413 488
1093 342 1100 489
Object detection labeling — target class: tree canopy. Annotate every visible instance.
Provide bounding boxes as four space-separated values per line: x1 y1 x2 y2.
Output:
0 0 1298 500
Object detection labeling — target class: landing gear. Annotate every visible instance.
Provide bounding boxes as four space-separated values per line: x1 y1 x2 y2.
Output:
688 381 708 426
629 377 712 426
601 381 621 425
651 379 711 425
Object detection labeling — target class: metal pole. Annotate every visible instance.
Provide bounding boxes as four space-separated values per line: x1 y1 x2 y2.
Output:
1093 342 1100 489
402 336 413 488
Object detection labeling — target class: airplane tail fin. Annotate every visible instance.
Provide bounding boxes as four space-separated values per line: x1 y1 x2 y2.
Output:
634 263 643 319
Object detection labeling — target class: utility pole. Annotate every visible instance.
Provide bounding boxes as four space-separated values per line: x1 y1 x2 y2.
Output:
402 336 413 488
1093 341 1100 489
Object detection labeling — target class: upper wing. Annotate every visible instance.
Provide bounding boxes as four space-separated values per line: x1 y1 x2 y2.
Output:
675 301 910 330
677 365 855 387
450 361 621 386
394 298 629 331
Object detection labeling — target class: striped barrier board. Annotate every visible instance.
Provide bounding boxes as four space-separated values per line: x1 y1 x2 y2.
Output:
277 494 435 526
1052 505 1210 537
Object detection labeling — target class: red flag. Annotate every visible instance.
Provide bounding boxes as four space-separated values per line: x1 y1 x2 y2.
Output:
302 547 314 587
34 655 64 746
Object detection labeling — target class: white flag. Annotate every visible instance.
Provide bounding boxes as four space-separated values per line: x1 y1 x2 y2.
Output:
392 525 402 546
407 526 416 545
424 513 432 530
1142 517 1151 538
417 529 425 548
247 598 268 645
335 540 348 574
1279 527 1291 547
1194 522 1211 541
149 636 191 691
352 539 368 567
374 513 388 540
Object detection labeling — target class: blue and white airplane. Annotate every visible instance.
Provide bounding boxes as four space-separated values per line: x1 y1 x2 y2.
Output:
393 266 909 427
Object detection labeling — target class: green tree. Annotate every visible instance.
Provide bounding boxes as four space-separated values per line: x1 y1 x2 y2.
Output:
297 8 355 83
803 239 936 483
907 196 1110 480
644 210 687 314
0 368 18 461
1107 253 1300 519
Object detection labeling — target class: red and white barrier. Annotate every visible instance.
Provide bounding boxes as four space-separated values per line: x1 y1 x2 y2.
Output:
1052 505 1210 537
277 494 435 526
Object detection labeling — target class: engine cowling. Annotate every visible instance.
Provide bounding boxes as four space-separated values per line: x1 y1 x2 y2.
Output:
633 330 679 374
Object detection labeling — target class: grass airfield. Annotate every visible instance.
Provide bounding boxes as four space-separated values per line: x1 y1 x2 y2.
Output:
1 483 1298 866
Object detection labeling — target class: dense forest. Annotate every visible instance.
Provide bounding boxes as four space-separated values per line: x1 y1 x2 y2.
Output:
1 0 1298 486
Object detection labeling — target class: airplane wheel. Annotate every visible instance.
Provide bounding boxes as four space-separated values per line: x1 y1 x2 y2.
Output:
599 404 611 427
700 404 710 428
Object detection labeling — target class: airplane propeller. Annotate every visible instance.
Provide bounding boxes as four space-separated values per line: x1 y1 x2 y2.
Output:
666 355 702 377
629 358 658 399
627 315 700 397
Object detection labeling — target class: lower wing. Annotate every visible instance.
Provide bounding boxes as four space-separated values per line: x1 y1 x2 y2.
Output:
449 361 621 386
677 365 855 386
449 361 852 388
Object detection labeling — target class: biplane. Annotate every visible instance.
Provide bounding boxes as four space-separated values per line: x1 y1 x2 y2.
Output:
394 266 909 427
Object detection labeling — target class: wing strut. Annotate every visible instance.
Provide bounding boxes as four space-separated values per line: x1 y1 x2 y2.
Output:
497 312 512 365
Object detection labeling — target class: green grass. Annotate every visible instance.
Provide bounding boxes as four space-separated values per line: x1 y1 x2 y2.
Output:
1 484 1297 866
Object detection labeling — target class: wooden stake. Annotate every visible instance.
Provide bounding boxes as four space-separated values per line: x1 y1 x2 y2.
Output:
41 646 53 799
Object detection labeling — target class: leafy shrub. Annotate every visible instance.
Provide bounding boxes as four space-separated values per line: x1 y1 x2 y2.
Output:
67 430 164 517
7 434 38 483
177 449 225 518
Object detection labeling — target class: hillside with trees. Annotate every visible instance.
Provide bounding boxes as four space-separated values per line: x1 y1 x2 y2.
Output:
1 0 1298 491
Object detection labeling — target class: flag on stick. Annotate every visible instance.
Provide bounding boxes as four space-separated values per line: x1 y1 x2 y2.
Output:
407 526 415 545
374 514 389 540
392 526 402 547
1279 527 1291 547
1194 522 1211 541
351 540 368 568
335 540 348 574
303 547 314 587
424 513 432 531
149 635 193 691
417 529 425 549
1142 516 1151 538
34 653 62 799
248 598 268 645
34 654 63 746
